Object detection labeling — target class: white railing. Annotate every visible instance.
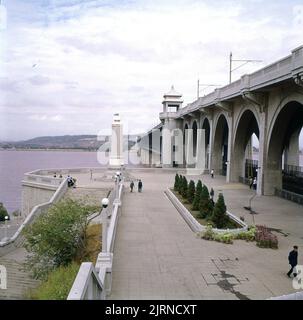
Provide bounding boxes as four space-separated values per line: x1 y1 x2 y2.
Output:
67 181 124 300
67 263 104 300
0 176 68 255
175 46 303 118
268 291 303 300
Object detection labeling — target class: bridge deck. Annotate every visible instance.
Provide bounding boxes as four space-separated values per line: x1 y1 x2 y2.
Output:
109 170 302 300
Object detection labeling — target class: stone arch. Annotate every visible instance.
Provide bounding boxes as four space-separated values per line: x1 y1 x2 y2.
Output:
231 109 260 182
233 105 260 147
212 113 229 175
264 97 303 195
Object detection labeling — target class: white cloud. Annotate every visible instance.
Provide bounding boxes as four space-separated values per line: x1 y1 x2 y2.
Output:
0 0 302 140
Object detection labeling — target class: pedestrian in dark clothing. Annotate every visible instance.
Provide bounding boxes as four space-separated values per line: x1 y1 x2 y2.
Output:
211 169 214 179
130 181 134 193
138 179 143 193
210 188 214 200
287 246 298 278
249 177 253 189
252 177 257 190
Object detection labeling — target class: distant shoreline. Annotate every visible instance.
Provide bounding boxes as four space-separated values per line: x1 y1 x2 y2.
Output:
0 148 98 152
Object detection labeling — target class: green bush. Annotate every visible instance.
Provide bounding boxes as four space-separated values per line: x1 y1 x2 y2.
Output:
187 180 195 204
198 185 213 219
177 175 183 195
23 198 97 279
181 176 188 198
29 262 80 300
192 180 202 210
201 224 215 240
174 174 180 192
211 193 229 228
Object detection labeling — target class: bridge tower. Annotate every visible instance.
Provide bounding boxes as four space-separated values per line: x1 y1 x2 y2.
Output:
160 86 183 167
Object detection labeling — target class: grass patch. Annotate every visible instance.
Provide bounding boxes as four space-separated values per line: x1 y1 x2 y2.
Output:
76 223 102 265
28 262 80 300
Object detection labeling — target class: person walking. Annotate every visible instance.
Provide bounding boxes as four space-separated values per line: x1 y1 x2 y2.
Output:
210 188 214 200
211 169 214 179
138 179 143 193
287 246 298 278
252 177 257 190
130 181 134 193
249 176 253 189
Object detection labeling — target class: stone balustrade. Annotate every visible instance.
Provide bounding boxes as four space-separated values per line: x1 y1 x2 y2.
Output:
67 181 124 300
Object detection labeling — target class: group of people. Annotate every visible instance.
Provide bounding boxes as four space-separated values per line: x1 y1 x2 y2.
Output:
53 172 76 187
130 179 143 193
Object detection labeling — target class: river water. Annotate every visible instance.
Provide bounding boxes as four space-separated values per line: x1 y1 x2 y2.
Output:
0 150 103 213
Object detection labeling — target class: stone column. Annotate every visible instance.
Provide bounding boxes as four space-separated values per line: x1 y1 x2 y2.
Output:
257 110 267 195
226 114 233 183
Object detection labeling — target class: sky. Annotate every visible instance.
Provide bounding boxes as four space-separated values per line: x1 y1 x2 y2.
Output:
0 0 303 141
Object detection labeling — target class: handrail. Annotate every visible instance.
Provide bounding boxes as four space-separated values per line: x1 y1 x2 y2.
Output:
0 177 68 250
67 263 104 300
68 180 124 300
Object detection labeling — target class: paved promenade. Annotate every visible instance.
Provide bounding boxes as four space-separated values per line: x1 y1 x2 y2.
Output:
109 169 303 300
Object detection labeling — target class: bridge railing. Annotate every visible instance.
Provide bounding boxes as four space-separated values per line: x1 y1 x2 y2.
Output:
67 262 104 300
67 181 124 300
0 175 68 255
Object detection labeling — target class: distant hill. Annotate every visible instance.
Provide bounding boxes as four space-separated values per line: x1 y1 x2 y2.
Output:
0 134 138 151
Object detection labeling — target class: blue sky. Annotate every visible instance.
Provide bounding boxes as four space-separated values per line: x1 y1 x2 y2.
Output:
0 0 303 141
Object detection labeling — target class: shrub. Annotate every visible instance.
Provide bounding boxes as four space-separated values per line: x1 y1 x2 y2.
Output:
23 198 96 279
198 185 213 219
192 180 202 210
201 224 215 240
0 202 9 222
211 193 229 229
255 225 278 249
29 262 80 300
187 180 195 204
177 175 183 195
181 176 188 198
174 174 180 192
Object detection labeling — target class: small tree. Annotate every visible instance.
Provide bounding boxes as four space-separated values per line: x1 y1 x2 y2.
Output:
23 198 98 279
211 193 229 229
0 203 9 222
181 176 188 198
177 175 183 194
198 185 213 219
187 180 195 204
174 174 179 191
192 180 202 210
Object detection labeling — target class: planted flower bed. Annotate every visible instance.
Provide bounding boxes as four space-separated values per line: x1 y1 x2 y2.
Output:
255 225 278 249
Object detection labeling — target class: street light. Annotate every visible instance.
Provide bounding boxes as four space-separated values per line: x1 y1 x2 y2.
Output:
101 197 109 253
4 215 8 240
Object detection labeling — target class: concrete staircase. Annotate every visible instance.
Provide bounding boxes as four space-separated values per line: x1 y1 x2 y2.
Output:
0 258 40 300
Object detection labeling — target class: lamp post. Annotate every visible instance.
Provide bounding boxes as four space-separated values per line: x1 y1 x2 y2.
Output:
4 215 9 240
101 198 109 253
